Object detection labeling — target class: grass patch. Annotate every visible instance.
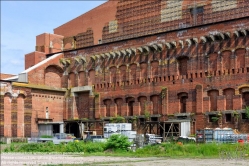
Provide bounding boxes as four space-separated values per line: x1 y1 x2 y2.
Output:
2 141 249 159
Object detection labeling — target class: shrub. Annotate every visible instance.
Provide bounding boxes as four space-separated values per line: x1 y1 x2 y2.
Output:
106 134 131 151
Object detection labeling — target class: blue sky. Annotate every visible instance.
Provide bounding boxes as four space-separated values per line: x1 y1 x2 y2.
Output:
1 1 106 75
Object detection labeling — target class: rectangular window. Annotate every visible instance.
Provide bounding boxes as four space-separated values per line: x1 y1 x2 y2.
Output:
225 114 232 122
209 114 217 123
241 113 249 120
190 7 204 15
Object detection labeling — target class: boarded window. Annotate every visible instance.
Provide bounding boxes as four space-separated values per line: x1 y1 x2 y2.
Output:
223 88 235 110
208 90 219 111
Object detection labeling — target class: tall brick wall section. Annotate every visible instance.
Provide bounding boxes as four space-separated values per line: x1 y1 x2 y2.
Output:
25 52 46 70
2 1 249 137
54 1 118 45
11 98 17 137
17 95 25 137
60 17 249 133
24 91 32 137
4 93 11 137
0 95 4 136
36 33 64 54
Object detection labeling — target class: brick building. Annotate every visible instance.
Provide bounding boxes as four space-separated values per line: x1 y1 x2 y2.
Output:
1 0 249 139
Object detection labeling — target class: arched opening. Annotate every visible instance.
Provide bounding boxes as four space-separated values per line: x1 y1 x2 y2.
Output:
178 56 189 75
45 65 63 88
223 88 235 110
240 87 249 109
242 92 249 108
126 97 135 116
208 90 219 111
150 95 161 114
177 92 188 113
114 98 123 116
103 99 112 117
138 96 147 115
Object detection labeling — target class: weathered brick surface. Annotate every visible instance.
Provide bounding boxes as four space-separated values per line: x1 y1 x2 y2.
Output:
1 0 249 137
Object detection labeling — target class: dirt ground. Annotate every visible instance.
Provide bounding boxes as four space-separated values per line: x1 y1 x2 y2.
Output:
1 153 249 166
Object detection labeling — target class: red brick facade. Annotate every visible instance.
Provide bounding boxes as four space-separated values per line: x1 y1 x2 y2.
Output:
1 0 249 138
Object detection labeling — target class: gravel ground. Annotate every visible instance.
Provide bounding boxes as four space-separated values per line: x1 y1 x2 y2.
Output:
1 153 249 166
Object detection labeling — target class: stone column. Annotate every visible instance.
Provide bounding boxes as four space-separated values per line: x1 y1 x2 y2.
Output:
60 123 64 133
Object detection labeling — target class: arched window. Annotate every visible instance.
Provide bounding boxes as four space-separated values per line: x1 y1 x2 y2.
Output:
126 97 135 116
103 99 112 117
223 88 235 110
177 92 188 113
240 88 249 109
45 65 63 88
208 90 219 111
150 95 161 114
138 96 147 115
114 98 123 116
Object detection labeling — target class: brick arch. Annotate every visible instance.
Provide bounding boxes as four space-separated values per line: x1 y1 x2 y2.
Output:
17 93 26 99
126 97 135 116
150 94 161 114
239 87 249 108
177 56 189 75
45 65 63 88
138 96 147 115
235 48 246 69
4 92 12 98
207 89 219 111
177 92 188 113
114 98 123 116
103 99 112 117
223 88 235 110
